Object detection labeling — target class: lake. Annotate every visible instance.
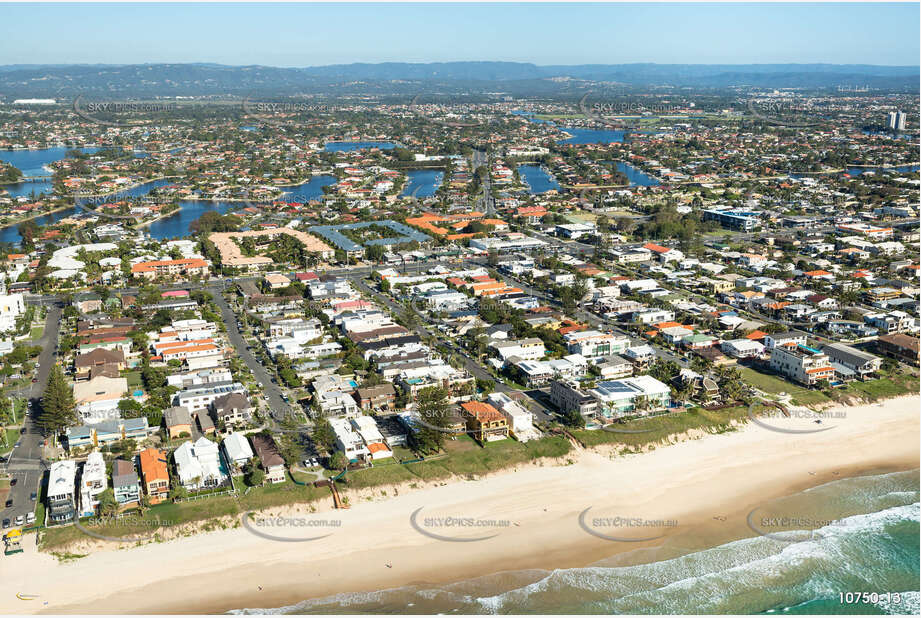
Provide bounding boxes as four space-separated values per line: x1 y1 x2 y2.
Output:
146 200 239 240
325 141 395 152
845 164 919 176
0 146 100 177
280 175 337 202
610 161 660 186
0 178 175 244
558 128 627 144
401 169 443 198
518 164 560 194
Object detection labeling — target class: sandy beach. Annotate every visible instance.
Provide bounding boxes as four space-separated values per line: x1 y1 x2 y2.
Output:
1 395 917 615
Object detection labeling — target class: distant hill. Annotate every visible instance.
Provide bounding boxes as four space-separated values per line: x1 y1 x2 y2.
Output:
0 61 916 98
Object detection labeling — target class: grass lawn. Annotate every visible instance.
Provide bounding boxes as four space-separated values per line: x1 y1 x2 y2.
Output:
739 367 830 406
125 371 143 389
0 427 22 457
844 373 919 403
39 478 330 550
29 326 44 340
573 405 751 450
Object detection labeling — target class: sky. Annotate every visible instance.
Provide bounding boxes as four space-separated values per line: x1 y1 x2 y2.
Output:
1 2 918 67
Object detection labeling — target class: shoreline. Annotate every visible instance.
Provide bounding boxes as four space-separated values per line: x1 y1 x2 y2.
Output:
0 204 74 231
3 394 917 614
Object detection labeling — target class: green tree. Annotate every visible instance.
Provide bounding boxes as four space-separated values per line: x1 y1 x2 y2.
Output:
39 365 77 436
329 451 347 471
97 488 118 517
364 244 385 263
311 416 336 452
410 386 450 453
168 476 187 501
243 458 265 487
561 407 586 428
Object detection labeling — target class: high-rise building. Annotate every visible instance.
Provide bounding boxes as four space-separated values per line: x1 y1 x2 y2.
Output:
888 111 898 129
888 110 907 131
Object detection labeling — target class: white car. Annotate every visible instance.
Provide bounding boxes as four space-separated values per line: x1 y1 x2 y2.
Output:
25 513 35 525
303 457 320 468
14 515 24 527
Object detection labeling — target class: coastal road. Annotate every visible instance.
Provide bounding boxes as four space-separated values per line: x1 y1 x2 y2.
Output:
1 302 62 526
209 290 292 422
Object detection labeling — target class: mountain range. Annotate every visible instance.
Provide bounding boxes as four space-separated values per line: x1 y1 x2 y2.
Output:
0 62 917 98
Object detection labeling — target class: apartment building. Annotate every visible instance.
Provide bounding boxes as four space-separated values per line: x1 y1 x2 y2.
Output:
563 330 630 360
550 380 599 418
78 451 107 517
131 258 210 280
769 343 835 386
48 460 77 524
174 381 246 413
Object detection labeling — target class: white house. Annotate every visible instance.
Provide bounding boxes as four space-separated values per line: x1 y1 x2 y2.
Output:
79 451 107 517
174 437 229 490
0 293 25 333
221 432 254 469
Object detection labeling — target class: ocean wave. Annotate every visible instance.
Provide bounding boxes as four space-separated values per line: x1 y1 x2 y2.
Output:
229 473 919 615
876 591 920 615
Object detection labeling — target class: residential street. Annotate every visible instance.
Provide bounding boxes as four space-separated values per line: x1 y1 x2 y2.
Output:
209 289 293 422
2 303 62 526
351 277 557 423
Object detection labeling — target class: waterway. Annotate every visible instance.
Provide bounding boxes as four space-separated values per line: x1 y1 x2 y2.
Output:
518 164 560 194
325 141 395 152
401 169 443 198
280 175 337 202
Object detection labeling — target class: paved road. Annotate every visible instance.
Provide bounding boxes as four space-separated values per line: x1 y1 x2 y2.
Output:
351 277 555 421
209 290 292 422
2 303 62 526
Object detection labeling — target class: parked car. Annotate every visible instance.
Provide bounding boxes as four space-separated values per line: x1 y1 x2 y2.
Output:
9 478 16 486
14 515 24 527
25 513 35 525
30 492 37 502
5 499 12 508
1 518 9 529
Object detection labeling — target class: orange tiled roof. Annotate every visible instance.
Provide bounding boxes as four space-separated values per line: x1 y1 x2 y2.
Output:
460 401 505 423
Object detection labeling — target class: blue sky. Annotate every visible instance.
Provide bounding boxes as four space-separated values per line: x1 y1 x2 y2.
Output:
1 3 918 66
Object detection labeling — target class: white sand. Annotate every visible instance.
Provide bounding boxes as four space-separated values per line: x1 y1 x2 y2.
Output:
0 395 916 614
